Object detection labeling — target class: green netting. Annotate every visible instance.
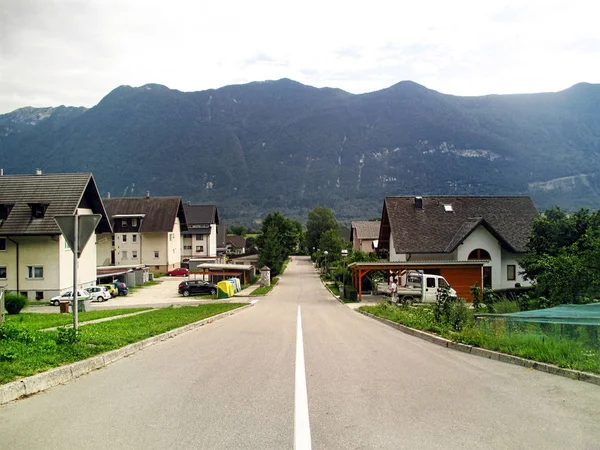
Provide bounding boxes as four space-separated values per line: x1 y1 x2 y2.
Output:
478 303 600 325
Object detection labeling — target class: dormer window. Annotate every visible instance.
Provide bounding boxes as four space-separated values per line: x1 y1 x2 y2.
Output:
0 203 14 221
28 203 49 219
122 219 128 227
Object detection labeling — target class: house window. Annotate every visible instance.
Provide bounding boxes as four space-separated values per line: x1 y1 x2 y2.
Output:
122 234 127 243
122 251 128 260
154 251 159 258
507 265 516 281
196 245 204 252
0 266 6 279
196 234 204 241
132 218 138 227
184 245 192 250
132 234 137 243
0 238 6 251
132 250 138 259
27 265 43 279
121 219 127 227
154 265 160 270
468 249 491 260
36 291 44 300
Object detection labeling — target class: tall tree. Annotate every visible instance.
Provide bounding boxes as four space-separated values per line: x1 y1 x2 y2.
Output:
306 206 338 253
520 207 600 305
258 225 285 277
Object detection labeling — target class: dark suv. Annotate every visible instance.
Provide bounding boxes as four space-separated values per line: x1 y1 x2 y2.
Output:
178 280 217 297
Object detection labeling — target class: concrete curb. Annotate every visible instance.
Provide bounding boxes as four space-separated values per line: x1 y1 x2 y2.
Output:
0 303 254 405
358 309 600 387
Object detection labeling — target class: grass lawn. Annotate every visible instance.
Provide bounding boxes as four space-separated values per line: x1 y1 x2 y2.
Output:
0 303 246 384
361 303 600 375
4 309 151 330
250 277 279 296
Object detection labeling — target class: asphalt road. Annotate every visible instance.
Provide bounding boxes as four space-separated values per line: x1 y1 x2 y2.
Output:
2 256 600 449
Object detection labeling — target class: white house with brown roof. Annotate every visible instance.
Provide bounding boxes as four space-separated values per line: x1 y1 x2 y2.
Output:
378 196 538 290
0 172 112 300
99 195 187 274
181 204 220 261
351 221 381 252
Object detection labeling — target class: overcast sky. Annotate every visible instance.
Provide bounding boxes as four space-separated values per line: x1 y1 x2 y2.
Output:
1 0 599 113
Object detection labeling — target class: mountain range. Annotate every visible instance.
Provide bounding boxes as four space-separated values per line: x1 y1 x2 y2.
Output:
1 79 600 225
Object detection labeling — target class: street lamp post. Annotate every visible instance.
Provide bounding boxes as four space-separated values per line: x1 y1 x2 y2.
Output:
323 251 328 275
341 249 348 298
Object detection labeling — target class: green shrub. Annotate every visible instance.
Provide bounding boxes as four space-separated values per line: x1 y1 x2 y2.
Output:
4 293 28 315
492 299 521 314
0 322 36 343
56 327 79 345
343 285 357 301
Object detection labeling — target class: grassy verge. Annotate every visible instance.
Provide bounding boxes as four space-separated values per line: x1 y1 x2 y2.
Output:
0 303 246 384
250 277 279 296
4 309 151 330
361 303 600 375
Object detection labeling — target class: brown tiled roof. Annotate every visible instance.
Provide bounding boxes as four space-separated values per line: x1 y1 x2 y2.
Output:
103 196 186 232
382 196 538 254
226 235 246 248
183 204 219 225
0 173 111 235
351 221 381 240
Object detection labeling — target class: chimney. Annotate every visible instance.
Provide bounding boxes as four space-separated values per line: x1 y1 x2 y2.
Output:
0 168 3 176
107 192 111 199
35 168 42 175
414 196 423 209
146 191 150 198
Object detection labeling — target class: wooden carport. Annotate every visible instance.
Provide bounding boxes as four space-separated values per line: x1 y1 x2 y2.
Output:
348 261 485 302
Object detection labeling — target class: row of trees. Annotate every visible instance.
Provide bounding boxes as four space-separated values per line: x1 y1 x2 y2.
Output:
520 207 600 306
255 206 371 278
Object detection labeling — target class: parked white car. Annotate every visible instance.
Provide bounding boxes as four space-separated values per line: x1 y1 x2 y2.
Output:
86 286 112 302
50 290 91 306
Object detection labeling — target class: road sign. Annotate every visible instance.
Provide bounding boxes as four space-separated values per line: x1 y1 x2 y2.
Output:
55 214 102 256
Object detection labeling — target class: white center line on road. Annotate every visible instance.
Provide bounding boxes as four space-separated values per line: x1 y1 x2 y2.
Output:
295 305 312 450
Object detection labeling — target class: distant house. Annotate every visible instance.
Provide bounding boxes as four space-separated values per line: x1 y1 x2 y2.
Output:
0 172 112 300
226 235 247 255
181 204 220 262
351 221 381 252
99 195 187 274
378 196 538 290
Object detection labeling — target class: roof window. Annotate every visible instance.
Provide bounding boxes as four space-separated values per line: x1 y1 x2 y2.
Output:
28 203 49 219
0 203 14 221
443 203 453 212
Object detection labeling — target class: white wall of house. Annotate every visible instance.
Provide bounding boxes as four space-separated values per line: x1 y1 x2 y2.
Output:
96 233 112 266
142 232 169 272
182 225 217 259
500 249 531 289
18 236 60 298
0 237 17 292
114 232 142 266
167 217 182 266
458 227 501 289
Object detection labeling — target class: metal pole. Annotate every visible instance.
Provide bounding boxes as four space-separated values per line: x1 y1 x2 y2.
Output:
73 212 79 330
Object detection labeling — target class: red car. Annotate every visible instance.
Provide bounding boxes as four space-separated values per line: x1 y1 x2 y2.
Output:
167 267 190 277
